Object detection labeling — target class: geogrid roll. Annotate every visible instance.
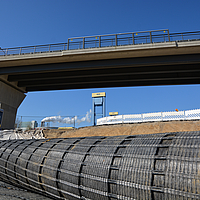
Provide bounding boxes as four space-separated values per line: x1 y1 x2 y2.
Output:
0 132 199 200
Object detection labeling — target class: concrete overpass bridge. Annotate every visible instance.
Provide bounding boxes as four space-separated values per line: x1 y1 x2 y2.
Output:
0 29 200 128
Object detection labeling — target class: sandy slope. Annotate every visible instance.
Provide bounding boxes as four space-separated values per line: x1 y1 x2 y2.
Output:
43 120 200 138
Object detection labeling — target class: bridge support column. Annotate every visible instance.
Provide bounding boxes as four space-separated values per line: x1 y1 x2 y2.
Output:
0 81 26 129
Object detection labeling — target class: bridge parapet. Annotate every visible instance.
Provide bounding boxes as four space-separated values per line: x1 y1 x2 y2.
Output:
0 29 199 57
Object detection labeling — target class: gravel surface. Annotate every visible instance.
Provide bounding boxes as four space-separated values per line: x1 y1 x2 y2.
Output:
0 181 52 200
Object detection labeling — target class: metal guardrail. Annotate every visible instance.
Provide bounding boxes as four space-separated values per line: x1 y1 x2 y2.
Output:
97 108 200 125
0 29 200 56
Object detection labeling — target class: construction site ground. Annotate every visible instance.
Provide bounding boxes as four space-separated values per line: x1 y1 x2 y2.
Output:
1 119 200 199
0 181 52 200
43 119 200 138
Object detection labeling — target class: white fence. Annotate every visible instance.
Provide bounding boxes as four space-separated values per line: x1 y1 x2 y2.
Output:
97 109 200 125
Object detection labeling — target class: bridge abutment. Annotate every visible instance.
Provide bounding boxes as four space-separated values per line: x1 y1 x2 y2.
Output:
0 81 26 129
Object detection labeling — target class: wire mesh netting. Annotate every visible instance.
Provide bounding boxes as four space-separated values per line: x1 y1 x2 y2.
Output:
0 131 199 199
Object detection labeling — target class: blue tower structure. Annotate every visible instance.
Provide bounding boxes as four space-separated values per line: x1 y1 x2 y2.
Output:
92 92 106 126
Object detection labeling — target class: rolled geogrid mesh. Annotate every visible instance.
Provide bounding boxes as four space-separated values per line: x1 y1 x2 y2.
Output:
0 132 199 200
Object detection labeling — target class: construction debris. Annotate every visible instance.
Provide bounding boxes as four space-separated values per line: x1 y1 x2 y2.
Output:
0 130 45 140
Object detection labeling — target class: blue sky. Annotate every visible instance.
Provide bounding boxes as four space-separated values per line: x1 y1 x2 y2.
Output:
1 0 200 126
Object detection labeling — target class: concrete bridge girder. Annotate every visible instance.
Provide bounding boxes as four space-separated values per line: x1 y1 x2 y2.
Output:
0 40 200 68
0 40 200 129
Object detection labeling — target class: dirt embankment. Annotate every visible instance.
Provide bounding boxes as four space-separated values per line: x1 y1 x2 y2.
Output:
43 120 200 138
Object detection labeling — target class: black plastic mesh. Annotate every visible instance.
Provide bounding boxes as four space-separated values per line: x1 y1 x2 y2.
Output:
0 132 199 200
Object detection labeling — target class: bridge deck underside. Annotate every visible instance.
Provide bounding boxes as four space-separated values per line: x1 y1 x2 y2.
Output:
2 53 200 92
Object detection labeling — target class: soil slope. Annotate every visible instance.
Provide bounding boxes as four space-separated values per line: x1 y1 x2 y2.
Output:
43 120 200 138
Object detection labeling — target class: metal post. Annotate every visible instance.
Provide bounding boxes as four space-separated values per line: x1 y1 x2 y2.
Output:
19 47 22 55
67 39 69 50
63 43 66 50
99 36 101 48
150 32 152 43
167 30 170 42
0 48 5 55
181 33 184 41
115 34 118 46
20 116 22 129
103 96 106 118
49 44 51 52
92 98 95 126
83 38 85 49
132 33 135 45
34 46 36 53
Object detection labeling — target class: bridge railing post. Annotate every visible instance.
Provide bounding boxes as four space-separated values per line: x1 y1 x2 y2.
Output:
83 37 85 49
132 33 135 45
150 31 152 43
99 36 101 48
115 34 118 46
167 30 170 42
67 39 69 50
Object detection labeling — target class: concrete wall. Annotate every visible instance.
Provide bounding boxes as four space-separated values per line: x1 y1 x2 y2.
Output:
0 81 26 129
